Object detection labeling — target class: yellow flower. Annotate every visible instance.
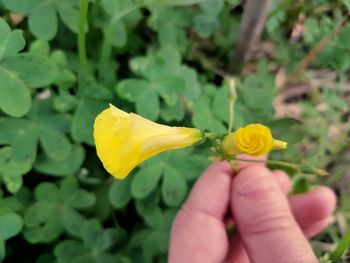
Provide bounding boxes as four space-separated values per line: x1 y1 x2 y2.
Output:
222 123 287 156
93 104 203 179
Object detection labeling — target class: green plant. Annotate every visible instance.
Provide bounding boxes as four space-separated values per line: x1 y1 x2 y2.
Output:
0 0 349 262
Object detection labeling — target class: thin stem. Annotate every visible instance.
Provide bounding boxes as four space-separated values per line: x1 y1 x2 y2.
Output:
98 27 112 80
232 157 299 171
78 0 89 82
227 78 236 133
228 157 328 176
90 0 101 26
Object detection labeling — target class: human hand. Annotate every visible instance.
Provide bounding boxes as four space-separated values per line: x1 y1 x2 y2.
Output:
169 159 336 263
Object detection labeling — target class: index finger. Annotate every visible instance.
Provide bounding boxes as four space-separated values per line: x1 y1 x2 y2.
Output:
169 162 233 263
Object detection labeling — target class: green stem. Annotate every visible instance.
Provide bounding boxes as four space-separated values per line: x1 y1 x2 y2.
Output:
90 0 101 26
232 157 300 171
228 157 328 176
227 78 236 133
98 27 112 80
78 0 89 82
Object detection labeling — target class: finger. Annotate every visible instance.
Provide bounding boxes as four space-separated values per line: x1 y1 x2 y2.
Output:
235 156 292 195
227 169 317 262
301 217 334 238
235 154 266 170
290 186 336 226
225 171 290 263
272 170 291 195
231 165 318 263
234 154 290 198
169 162 232 263
183 161 233 218
225 233 250 263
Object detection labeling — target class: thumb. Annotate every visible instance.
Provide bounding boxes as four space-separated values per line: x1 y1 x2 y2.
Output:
231 164 318 263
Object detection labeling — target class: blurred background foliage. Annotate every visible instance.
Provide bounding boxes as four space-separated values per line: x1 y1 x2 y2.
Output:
0 0 349 262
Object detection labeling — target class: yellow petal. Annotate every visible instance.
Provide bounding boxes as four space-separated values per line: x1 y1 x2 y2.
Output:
273 139 288 150
222 123 287 156
93 104 203 179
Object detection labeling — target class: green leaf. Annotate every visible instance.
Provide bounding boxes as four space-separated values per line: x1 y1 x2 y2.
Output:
135 190 160 216
56 1 80 33
338 26 350 47
0 18 25 60
1 160 30 193
91 228 121 251
71 99 107 145
24 203 62 243
109 21 127 48
82 219 103 248
136 88 160 121
34 145 85 177
1 0 40 13
162 166 187 206
39 112 72 134
117 79 151 102
10 123 38 163
330 228 350 262
35 183 60 203
0 213 23 240
192 97 226 133
156 77 185 106
39 125 72 160
28 2 58 40
54 240 88 262
292 175 310 194
0 240 4 262
212 86 229 124
65 190 96 209
59 177 79 198
143 207 165 229
109 177 132 208
142 230 168 259
2 53 58 88
131 164 164 199
172 153 209 180
24 202 55 228
0 67 31 117
54 93 78 112
160 102 185 122
0 118 32 143
341 0 350 10
61 206 86 237
194 14 218 38
29 40 50 56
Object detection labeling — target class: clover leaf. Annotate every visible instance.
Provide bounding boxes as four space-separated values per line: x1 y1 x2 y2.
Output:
2 0 80 40
0 18 57 117
0 98 73 191
131 148 208 206
54 219 126 263
71 81 113 145
0 194 25 261
117 47 201 121
24 177 96 243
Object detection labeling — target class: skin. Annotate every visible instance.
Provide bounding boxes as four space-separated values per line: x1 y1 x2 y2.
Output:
169 157 336 263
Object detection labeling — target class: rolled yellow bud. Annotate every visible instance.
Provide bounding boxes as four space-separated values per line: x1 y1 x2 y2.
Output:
222 123 287 157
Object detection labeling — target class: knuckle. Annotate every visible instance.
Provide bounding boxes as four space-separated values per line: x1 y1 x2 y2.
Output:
242 210 295 236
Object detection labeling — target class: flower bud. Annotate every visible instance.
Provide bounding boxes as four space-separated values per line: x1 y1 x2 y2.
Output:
222 123 287 156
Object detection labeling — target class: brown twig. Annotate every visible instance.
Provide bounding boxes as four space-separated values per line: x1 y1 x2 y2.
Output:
232 0 271 72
